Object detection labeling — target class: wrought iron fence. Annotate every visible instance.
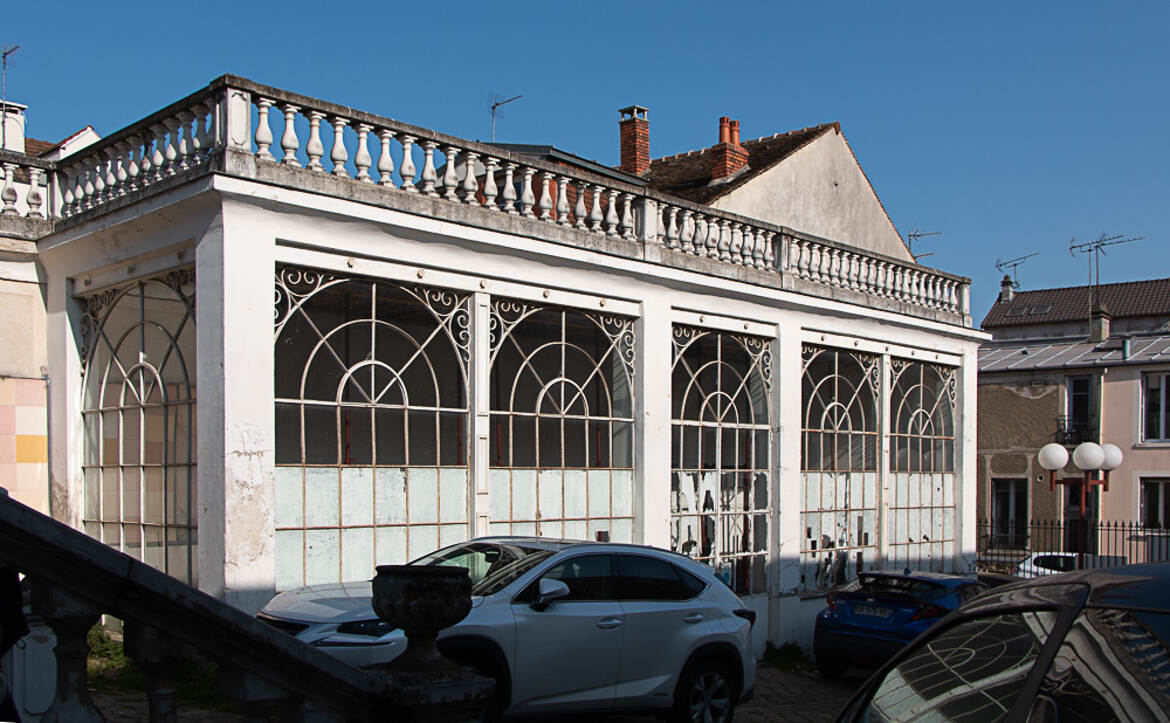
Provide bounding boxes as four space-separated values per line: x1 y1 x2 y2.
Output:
976 518 1170 573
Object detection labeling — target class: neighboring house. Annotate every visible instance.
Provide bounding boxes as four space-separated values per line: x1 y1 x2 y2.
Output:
978 275 1170 550
0 99 97 515
0 76 983 649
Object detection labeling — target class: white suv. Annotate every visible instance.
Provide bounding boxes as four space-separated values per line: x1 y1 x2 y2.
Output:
259 538 756 722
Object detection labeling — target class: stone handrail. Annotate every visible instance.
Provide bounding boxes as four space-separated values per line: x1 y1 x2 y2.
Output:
0 487 392 719
0 74 970 321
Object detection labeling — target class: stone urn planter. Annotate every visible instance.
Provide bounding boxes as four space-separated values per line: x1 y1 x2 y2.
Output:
372 565 472 672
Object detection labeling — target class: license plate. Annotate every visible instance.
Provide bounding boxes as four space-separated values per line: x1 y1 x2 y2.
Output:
855 604 892 618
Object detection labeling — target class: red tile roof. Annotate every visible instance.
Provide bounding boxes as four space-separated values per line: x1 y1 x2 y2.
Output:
642 123 838 205
982 277 1170 328
24 137 58 157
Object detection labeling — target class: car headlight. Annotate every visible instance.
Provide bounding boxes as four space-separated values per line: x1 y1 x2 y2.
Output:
335 620 396 637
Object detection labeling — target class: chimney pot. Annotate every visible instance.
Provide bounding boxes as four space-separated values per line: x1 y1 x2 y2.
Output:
718 117 731 145
999 274 1015 303
729 120 741 146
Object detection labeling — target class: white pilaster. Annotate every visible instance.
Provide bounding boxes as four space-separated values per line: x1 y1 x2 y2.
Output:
957 345 979 571
471 291 492 537
196 199 276 612
774 326 804 594
46 278 84 526
637 299 672 547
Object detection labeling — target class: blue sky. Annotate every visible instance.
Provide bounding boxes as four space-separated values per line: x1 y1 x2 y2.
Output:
7 1 1167 319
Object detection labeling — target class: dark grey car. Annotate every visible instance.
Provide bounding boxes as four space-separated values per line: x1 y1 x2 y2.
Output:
835 563 1170 721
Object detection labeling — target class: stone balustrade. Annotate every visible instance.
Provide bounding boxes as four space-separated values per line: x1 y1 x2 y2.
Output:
0 75 970 323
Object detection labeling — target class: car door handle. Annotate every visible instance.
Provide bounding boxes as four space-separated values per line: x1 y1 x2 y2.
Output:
683 613 704 624
596 617 623 630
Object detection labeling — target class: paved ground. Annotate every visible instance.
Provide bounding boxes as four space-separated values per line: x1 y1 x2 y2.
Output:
89 663 867 722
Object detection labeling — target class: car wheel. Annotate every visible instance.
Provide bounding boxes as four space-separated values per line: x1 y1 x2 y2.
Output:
816 654 847 678
671 659 736 723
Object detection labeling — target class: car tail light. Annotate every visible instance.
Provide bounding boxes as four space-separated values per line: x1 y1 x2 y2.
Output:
733 608 756 628
910 604 947 621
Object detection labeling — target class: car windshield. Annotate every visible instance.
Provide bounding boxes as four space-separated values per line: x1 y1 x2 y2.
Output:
408 541 539 585
855 574 946 602
472 550 556 597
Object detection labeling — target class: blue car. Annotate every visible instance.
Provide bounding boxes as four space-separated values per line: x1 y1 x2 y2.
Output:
813 570 987 677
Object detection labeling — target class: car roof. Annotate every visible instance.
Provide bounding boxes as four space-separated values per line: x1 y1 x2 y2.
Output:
965 562 1170 614
469 536 715 575
859 569 978 585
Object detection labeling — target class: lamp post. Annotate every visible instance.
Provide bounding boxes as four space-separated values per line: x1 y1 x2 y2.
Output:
1038 441 1123 567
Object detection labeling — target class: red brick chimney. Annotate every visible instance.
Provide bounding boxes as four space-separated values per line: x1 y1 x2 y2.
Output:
618 105 650 175
712 117 749 179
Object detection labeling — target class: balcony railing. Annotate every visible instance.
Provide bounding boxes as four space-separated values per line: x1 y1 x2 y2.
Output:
0 75 970 324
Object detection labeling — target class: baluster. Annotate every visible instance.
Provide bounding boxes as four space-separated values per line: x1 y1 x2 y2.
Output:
254 99 274 160
691 214 707 256
462 152 481 205
103 149 118 199
482 157 499 210
872 262 886 297
620 193 634 239
442 146 460 200
305 111 326 171
678 210 693 253
573 180 588 228
399 135 416 190
161 119 179 175
763 231 776 271
556 176 570 225
946 280 958 311
376 129 395 185
666 207 680 250
746 227 761 268
1 163 18 216
279 104 301 166
588 184 604 232
804 242 819 282
124 623 196 723
604 189 619 235
126 137 142 192
176 111 194 170
789 237 803 276
706 216 721 259
65 164 80 214
91 157 107 202
896 267 908 301
109 144 127 197
520 167 536 217
656 204 665 244
820 245 835 284
501 162 518 213
329 117 350 177
848 253 860 290
420 141 438 195
354 124 373 182
82 162 96 209
148 124 166 180
31 581 105 722
60 165 75 215
729 222 744 264
859 258 874 295
538 172 554 220
193 103 212 162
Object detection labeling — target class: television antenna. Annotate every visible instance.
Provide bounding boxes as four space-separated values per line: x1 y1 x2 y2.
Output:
907 229 941 261
995 252 1038 290
1 44 18 150
488 93 523 143
1069 232 1144 323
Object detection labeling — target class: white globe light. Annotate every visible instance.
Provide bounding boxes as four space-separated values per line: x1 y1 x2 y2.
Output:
1073 442 1105 471
1100 443 1124 471
1037 443 1069 471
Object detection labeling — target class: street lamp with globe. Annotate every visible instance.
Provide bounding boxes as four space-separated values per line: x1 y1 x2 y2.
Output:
1037 441 1123 564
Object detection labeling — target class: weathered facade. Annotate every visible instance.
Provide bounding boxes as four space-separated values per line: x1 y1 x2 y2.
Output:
0 75 983 649
979 277 1170 548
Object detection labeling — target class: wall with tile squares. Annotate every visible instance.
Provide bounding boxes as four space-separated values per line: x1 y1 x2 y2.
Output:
0 275 49 514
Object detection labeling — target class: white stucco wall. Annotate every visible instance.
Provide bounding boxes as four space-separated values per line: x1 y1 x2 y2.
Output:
712 131 912 262
35 170 982 645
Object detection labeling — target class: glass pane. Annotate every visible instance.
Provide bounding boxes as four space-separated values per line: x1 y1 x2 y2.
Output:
866 610 1056 720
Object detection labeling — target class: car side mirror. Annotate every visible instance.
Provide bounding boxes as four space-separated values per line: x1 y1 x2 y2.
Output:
531 578 570 611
